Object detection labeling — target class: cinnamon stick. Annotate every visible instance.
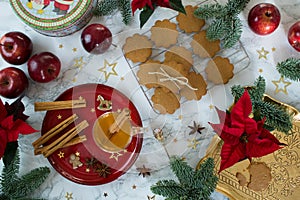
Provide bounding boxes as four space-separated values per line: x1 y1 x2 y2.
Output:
34 99 86 111
109 108 130 135
43 120 89 157
32 114 78 149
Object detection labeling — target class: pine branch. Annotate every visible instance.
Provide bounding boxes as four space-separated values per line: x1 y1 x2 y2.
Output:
276 58 300 82
231 85 244 102
248 75 266 102
253 101 293 134
194 0 250 48
169 157 194 187
117 0 132 25
93 0 118 16
151 180 187 199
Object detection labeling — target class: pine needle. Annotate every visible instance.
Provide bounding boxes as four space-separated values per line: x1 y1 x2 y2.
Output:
276 58 300 82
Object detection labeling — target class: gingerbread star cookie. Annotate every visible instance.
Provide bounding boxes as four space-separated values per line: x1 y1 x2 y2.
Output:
123 33 153 63
176 5 205 33
191 30 220 58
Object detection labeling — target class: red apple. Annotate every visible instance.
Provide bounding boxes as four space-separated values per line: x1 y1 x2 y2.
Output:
0 67 28 99
248 3 281 35
27 52 61 83
0 31 33 65
81 23 112 54
288 21 300 52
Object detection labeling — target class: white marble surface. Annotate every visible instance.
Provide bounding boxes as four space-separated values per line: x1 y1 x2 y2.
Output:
0 0 300 199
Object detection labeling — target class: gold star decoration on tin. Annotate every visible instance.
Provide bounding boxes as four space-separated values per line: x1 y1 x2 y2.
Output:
272 76 291 95
57 151 64 158
109 152 123 161
187 138 200 149
98 59 118 81
257 47 269 60
65 192 73 200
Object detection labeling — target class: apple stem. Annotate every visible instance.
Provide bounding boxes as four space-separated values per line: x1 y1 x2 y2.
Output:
265 11 272 17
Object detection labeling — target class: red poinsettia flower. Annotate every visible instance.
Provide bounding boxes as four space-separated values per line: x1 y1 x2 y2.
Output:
131 0 153 14
209 90 284 172
153 0 171 8
0 99 37 159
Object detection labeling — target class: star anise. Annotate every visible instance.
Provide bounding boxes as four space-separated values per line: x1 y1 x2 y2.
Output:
85 157 98 168
94 162 111 178
137 165 151 177
188 121 205 135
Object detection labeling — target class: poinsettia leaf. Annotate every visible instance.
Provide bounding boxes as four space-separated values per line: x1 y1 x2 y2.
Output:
246 138 282 158
244 118 258 135
0 129 8 160
7 119 38 142
0 98 8 121
1 115 15 130
169 0 186 14
209 122 242 145
231 90 252 128
5 96 29 121
131 0 153 14
3 141 18 167
220 143 246 172
140 6 155 28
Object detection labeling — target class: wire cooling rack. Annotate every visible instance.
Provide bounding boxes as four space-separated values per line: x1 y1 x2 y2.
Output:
125 0 250 114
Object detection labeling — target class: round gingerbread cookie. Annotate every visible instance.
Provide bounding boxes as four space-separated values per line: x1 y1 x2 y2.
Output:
137 60 161 89
176 5 205 33
123 34 153 63
191 30 220 58
180 71 207 100
164 46 193 70
150 19 179 48
205 56 234 84
151 87 180 114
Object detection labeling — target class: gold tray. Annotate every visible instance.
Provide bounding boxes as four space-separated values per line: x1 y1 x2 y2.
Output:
198 94 300 200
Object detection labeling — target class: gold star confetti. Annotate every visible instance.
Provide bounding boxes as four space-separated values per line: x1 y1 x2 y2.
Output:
120 76 125 81
123 149 127 153
90 108 95 113
132 184 137 189
257 47 269 60
272 47 276 52
272 76 291 95
178 115 183 120
65 192 73 200
209 104 214 110
147 195 156 200
258 68 263 73
72 47 77 52
109 152 123 161
73 57 86 69
98 59 118 81
86 168 90 172
188 138 200 149
59 44 63 48
57 114 62 119
75 152 80 157
72 78 77 82
58 151 64 158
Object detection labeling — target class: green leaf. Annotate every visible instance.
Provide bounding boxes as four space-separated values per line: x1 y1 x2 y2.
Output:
3 141 18 167
140 6 155 28
169 0 186 14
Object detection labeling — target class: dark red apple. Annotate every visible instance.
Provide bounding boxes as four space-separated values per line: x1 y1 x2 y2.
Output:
27 52 61 83
0 67 28 99
0 31 33 65
81 23 112 54
248 3 281 35
288 21 300 52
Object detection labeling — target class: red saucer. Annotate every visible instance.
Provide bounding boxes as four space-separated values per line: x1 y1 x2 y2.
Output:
41 84 143 185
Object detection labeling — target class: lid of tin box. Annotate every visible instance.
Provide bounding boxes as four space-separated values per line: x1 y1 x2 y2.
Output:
10 0 94 33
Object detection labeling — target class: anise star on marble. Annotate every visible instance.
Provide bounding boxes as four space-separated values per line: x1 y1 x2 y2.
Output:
188 121 205 135
137 165 151 177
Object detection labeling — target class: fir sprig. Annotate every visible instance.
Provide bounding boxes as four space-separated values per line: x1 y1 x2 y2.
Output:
0 150 50 200
93 0 132 25
231 76 293 134
194 0 250 48
276 58 300 82
151 157 217 200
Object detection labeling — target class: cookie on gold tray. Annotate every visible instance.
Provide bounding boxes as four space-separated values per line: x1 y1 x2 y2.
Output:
151 87 180 114
176 5 205 33
123 33 153 63
137 60 161 89
164 46 193 70
191 30 220 58
150 19 179 48
180 71 207 100
158 61 190 93
205 56 234 84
